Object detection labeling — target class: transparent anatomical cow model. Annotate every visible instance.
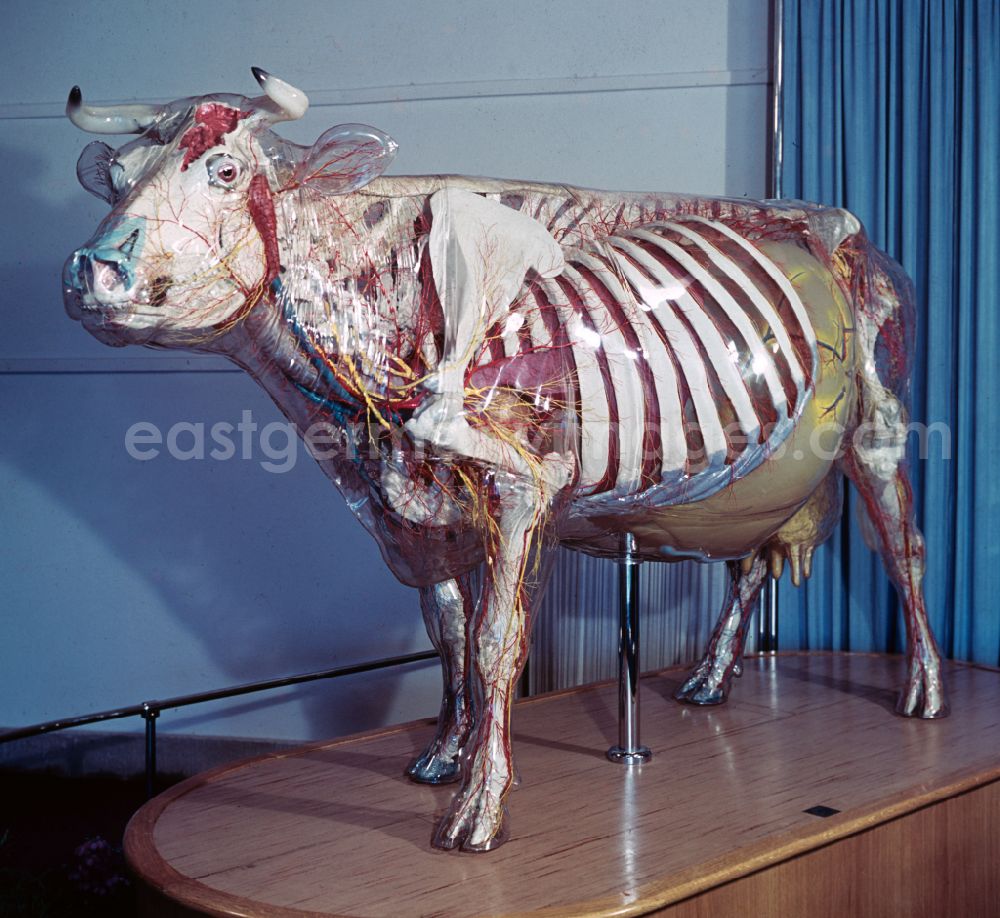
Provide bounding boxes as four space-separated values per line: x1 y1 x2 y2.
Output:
63 70 948 852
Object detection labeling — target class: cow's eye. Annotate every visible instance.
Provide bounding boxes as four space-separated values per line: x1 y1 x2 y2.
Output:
207 154 242 188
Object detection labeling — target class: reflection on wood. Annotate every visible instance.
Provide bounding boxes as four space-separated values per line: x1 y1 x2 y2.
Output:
127 654 1000 918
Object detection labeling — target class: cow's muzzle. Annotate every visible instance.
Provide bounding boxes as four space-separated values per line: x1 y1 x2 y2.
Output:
63 215 148 318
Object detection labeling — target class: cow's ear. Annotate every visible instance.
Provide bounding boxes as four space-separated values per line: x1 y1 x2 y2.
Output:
294 123 397 195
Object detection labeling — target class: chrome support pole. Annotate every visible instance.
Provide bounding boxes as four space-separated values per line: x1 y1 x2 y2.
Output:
757 576 780 653
770 0 785 201
608 533 651 764
756 0 785 654
768 576 779 650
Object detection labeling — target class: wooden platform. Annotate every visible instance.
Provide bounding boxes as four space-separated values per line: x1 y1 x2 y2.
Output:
126 653 1000 917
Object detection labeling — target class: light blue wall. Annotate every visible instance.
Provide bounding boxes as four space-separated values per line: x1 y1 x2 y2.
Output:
0 0 769 742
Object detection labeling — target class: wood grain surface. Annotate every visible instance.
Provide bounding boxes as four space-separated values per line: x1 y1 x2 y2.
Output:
649 779 1000 917
125 653 1000 917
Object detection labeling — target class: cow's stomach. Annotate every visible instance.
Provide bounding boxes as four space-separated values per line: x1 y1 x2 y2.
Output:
557 398 851 561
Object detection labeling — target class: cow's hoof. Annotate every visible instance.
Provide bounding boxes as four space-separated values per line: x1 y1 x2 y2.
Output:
675 680 727 705
406 750 462 785
674 662 730 706
432 802 509 852
896 666 950 719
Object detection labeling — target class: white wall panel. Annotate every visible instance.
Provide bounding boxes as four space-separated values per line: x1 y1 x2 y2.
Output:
6 0 765 108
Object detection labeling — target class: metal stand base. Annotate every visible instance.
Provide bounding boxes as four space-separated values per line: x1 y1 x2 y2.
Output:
606 745 652 764
608 532 652 765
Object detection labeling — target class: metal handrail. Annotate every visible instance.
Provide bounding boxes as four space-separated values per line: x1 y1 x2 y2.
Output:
1 648 438 796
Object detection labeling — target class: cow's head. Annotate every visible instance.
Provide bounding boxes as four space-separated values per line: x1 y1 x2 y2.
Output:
64 69 397 349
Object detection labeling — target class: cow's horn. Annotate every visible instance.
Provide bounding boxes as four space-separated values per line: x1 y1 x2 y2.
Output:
66 86 166 135
251 67 309 122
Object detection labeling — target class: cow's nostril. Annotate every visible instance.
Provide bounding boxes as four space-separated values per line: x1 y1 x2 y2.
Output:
93 257 130 293
77 253 95 290
149 277 171 308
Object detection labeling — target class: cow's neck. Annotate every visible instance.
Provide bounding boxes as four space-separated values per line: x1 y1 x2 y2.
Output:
215 282 394 478
262 185 431 420
214 300 335 427
208 180 435 467
276 185 426 342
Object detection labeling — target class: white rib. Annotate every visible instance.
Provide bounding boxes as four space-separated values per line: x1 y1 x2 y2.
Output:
573 250 687 473
599 250 728 463
563 262 646 492
500 311 524 357
672 216 817 381
607 237 759 443
653 221 804 394
525 298 553 351
608 237 760 440
626 228 790 420
540 276 609 491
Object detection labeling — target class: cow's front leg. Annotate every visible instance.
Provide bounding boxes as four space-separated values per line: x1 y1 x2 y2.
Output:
432 474 546 851
407 576 474 785
676 553 768 705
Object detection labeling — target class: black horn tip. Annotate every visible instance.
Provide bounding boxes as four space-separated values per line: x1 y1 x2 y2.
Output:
251 66 270 85
67 85 82 108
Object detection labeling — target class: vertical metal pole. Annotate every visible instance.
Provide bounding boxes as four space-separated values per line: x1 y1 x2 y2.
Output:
756 0 786 654
142 705 159 799
770 0 785 201
757 576 780 653
769 577 779 651
608 533 651 764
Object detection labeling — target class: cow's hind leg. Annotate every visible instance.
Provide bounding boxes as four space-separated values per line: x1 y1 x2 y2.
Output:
842 441 948 718
407 575 475 785
676 554 768 705
841 243 948 718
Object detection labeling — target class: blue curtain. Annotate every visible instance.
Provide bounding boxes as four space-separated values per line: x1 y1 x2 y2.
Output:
776 0 1000 665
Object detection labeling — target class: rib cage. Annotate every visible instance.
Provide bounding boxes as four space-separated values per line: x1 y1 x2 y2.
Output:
476 217 818 508
280 199 820 511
